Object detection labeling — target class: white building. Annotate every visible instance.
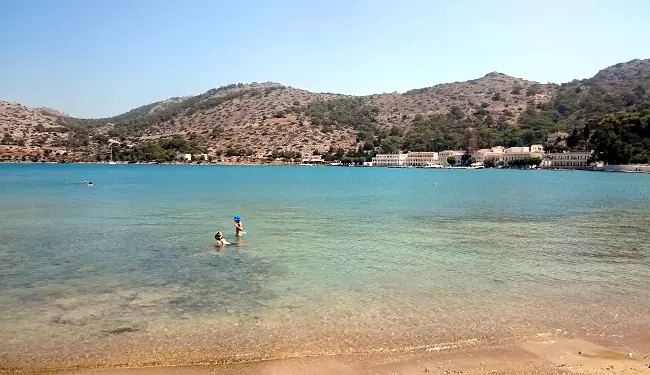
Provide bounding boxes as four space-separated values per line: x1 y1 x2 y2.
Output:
372 146 551 168
530 144 544 153
302 155 326 164
501 152 538 165
405 151 439 166
505 146 530 153
177 153 192 161
541 151 593 169
472 147 544 166
438 150 466 165
472 151 503 164
372 153 408 167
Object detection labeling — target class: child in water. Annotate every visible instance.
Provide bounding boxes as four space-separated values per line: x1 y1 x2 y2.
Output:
234 215 244 237
215 231 230 247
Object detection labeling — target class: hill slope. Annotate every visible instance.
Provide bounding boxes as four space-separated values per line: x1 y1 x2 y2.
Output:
1 59 649 162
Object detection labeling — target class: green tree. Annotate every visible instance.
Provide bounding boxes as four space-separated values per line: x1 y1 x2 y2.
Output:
590 130 633 164
211 125 224 138
587 109 649 164
389 125 403 137
508 156 542 168
379 136 401 154
449 105 464 120
447 156 457 166
357 130 374 142
362 141 374 151
566 128 584 149
633 85 646 99
94 134 109 145
1 133 13 144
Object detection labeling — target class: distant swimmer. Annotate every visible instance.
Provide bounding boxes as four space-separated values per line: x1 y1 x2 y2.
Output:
432 183 437 186
87 181 94 187
215 231 230 247
234 215 244 237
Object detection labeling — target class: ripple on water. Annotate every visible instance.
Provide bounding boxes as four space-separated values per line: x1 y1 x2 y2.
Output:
1 165 650 369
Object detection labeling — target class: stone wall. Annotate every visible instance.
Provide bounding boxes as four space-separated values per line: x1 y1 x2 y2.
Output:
595 165 650 173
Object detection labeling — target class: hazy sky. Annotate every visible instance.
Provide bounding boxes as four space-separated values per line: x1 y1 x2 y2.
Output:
1 0 649 117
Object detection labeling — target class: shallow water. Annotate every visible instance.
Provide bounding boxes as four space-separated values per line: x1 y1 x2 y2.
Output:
1 164 649 369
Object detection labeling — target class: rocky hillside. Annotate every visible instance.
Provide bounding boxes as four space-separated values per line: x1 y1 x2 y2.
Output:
1 59 648 162
553 59 650 125
370 72 556 128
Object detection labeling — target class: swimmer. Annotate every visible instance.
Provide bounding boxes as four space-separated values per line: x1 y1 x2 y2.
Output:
234 215 244 237
215 231 230 247
87 181 94 187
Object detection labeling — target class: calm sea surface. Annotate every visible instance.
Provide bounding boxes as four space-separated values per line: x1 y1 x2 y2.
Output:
1 164 649 369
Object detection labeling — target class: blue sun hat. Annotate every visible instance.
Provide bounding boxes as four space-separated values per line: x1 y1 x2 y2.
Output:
234 215 242 222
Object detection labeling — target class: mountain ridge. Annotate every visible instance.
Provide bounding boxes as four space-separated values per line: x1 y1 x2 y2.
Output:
1 58 649 162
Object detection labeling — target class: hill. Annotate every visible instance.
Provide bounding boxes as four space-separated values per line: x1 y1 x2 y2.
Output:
1 59 649 163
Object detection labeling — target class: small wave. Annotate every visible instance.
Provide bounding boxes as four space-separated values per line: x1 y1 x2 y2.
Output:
0 338 483 373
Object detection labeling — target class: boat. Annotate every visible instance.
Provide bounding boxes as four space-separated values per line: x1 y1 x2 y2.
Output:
424 163 443 168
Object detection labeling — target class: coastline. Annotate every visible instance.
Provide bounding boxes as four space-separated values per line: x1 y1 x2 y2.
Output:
1 160 650 173
4 335 648 375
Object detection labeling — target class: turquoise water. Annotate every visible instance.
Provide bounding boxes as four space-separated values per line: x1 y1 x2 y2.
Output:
1 164 649 369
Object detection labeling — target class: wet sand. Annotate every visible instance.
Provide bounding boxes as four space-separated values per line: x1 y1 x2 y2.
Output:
4 337 649 375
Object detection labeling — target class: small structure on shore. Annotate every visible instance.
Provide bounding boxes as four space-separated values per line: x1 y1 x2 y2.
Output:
301 155 326 165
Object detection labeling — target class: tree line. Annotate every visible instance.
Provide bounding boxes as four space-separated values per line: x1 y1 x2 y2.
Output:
585 109 650 164
110 135 207 163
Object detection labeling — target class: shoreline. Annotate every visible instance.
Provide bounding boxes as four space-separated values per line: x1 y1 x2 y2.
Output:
1 160 649 173
4 335 648 375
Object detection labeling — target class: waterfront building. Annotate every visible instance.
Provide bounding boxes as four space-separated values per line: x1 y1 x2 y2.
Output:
404 152 439 167
438 150 466 165
505 146 530 153
371 153 408 167
540 151 593 169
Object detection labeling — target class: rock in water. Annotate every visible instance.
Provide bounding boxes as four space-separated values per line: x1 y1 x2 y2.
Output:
103 326 139 335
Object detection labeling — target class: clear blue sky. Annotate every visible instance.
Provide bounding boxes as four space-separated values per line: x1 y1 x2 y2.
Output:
1 0 649 118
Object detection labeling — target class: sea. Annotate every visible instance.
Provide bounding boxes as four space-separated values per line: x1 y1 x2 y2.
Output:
1 164 649 370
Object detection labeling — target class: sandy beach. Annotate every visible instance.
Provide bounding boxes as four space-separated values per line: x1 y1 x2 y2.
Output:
3 337 647 375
